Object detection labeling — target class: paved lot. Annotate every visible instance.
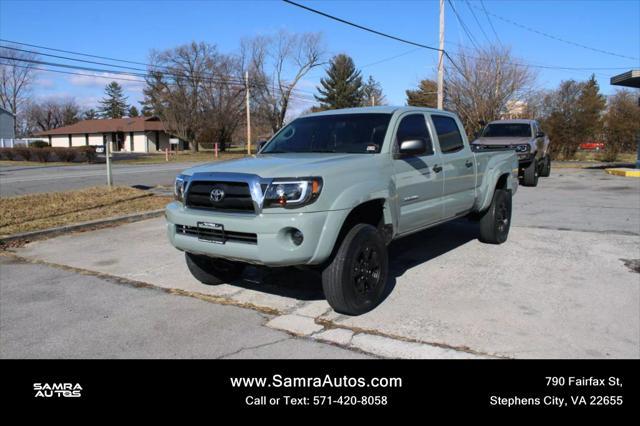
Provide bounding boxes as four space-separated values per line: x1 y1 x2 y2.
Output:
0 257 369 359
3 168 639 358
0 161 198 196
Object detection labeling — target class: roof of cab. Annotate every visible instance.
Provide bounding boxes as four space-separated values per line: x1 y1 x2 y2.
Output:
302 106 455 117
487 119 536 125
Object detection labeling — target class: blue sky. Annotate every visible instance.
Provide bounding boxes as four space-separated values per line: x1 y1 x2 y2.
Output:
1 0 638 114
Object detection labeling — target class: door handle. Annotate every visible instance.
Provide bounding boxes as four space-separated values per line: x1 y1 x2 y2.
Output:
432 165 443 173
465 160 473 168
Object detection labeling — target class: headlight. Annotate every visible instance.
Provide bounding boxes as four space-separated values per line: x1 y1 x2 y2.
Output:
264 177 323 208
174 174 187 202
515 144 530 153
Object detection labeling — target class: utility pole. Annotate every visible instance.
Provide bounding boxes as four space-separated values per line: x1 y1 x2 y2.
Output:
437 0 445 110
372 95 375 107
245 71 252 155
105 137 113 188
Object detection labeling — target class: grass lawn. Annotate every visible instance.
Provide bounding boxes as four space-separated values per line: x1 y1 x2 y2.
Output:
556 151 637 163
115 151 252 165
0 186 171 237
0 160 86 167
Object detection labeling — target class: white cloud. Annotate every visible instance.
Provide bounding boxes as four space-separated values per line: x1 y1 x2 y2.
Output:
68 72 144 92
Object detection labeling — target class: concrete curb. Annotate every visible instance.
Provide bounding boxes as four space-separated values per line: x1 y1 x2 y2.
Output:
0 209 164 243
605 168 640 178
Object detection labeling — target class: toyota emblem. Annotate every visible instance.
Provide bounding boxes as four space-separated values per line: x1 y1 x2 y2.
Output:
210 188 225 203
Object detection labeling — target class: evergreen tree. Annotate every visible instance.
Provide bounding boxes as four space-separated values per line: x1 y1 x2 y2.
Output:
315 54 363 110
361 75 386 106
575 74 606 142
128 105 140 117
83 108 99 120
98 81 129 119
406 79 438 108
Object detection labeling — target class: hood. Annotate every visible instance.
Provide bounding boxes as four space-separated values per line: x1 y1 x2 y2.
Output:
182 153 378 178
472 136 533 146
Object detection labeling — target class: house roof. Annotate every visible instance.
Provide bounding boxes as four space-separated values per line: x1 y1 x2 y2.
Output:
34 116 166 136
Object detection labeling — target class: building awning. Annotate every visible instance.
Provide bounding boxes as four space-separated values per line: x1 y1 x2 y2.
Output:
610 70 640 88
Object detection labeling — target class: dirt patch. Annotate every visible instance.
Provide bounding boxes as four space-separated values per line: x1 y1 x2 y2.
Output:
621 259 640 274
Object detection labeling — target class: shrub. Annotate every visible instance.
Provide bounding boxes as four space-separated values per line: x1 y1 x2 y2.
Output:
52 147 76 162
75 146 97 163
13 147 33 161
33 147 53 162
0 148 16 160
30 140 50 148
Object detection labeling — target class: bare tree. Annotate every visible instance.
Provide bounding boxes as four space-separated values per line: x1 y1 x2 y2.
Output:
445 46 537 136
144 42 244 152
243 31 324 133
26 98 82 133
0 46 38 136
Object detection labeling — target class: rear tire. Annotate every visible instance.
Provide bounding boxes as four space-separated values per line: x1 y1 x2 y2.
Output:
539 155 551 177
522 159 539 187
322 224 389 316
185 252 245 285
479 189 512 244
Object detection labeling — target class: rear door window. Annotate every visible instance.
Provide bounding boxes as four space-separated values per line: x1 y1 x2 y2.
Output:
432 115 465 153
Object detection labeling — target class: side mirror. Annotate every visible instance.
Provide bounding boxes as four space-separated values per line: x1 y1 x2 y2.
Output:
258 140 267 151
399 138 427 156
536 131 545 138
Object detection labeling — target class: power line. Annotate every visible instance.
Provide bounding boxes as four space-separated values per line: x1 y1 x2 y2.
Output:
0 41 319 96
0 57 318 103
447 0 480 50
479 0 503 47
463 0 492 45
283 0 442 52
282 0 469 83
466 2 639 61
361 48 423 68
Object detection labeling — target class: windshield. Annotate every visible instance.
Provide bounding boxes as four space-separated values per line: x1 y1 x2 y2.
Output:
261 113 392 154
482 123 532 138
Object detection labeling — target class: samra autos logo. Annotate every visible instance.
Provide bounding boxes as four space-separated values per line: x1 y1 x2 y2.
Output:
33 383 83 398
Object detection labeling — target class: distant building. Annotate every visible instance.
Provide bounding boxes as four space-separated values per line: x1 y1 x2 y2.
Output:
501 100 527 120
33 116 187 152
0 106 16 139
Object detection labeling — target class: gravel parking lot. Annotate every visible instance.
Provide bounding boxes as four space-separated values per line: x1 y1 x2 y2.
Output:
3 168 639 359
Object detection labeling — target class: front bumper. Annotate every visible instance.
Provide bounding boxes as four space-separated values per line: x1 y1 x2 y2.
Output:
165 202 349 267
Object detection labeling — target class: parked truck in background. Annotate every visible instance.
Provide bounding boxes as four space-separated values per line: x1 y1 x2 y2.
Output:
471 119 551 187
166 107 519 315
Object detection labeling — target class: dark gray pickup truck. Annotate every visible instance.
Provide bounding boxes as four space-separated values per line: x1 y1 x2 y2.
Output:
471 119 551 187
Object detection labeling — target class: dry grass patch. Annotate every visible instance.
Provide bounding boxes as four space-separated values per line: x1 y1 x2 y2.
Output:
0 186 171 236
117 151 250 165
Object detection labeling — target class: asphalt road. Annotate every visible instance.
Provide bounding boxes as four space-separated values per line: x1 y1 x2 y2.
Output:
0 162 197 196
3 167 638 359
0 256 370 359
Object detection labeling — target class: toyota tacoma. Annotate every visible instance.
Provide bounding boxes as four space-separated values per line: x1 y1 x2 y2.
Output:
166 107 518 315
471 119 551 187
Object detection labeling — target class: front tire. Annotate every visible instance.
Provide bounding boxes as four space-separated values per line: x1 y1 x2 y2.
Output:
539 155 551 177
479 189 512 244
522 159 539 187
322 224 389 316
185 252 245 285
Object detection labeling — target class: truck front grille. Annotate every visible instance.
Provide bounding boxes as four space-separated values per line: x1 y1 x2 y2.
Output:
185 181 254 213
175 225 258 245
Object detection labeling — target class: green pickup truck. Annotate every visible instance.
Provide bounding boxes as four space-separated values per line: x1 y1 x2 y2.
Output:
166 107 518 315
